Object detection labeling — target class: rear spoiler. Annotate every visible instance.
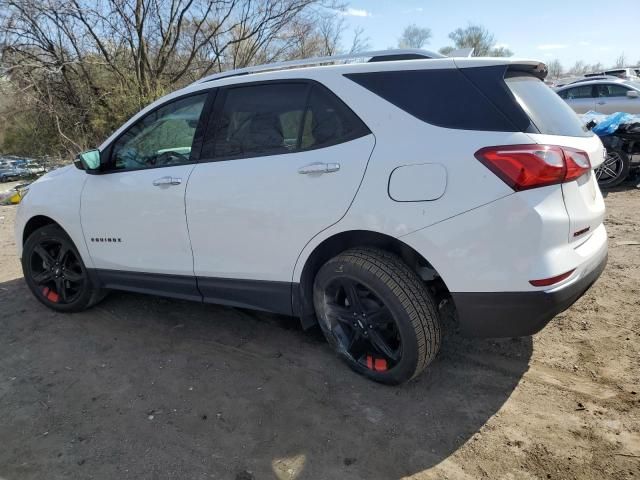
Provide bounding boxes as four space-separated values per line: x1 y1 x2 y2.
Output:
507 62 548 80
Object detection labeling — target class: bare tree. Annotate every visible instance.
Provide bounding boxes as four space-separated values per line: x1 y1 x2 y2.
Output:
589 62 603 73
317 14 344 56
568 60 588 75
398 24 431 49
614 53 626 68
442 24 512 57
349 26 370 54
0 0 346 156
547 59 563 79
438 46 454 56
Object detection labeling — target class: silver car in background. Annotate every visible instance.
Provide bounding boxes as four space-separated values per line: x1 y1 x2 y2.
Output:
556 79 640 114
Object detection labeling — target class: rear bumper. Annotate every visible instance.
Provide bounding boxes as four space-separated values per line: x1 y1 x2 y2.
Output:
451 252 608 338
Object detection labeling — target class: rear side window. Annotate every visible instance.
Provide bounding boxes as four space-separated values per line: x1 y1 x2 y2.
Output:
347 66 592 137
345 69 519 132
210 82 369 159
505 75 591 137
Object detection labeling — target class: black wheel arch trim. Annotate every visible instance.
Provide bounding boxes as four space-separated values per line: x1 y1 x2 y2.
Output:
293 230 451 329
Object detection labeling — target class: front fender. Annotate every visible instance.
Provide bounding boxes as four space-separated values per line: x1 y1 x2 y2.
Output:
15 166 93 268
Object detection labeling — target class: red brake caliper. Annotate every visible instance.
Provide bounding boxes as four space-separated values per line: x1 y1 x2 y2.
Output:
42 287 60 303
366 355 388 371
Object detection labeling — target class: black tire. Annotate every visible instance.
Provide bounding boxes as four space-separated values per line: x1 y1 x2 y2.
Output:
596 149 630 188
22 224 106 312
313 247 441 385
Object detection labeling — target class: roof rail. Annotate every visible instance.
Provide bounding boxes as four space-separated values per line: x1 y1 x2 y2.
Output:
193 48 444 85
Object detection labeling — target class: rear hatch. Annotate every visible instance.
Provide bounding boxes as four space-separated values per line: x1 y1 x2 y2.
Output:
502 73 606 245
456 60 606 247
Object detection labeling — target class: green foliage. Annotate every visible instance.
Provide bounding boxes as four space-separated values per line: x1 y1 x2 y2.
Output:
2 108 60 158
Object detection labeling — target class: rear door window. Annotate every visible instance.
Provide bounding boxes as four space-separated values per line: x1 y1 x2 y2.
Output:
505 75 591 137
212 83 308 158
210 82 369 160
562 85 594 99
596 84 630 97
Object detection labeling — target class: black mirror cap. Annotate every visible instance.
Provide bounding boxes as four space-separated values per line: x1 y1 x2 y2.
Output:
73 157 85 170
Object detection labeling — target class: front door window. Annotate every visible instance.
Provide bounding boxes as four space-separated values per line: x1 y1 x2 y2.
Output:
110 93 207 171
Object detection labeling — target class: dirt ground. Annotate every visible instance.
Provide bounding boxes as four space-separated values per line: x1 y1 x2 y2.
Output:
0 185 638 480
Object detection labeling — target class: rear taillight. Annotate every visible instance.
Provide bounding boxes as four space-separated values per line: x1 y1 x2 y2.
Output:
563 148 591 182
475 145 591 191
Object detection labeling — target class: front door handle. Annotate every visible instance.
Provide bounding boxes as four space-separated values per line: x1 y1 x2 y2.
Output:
298 163 340 175
597 101 606 105
153 176 182 186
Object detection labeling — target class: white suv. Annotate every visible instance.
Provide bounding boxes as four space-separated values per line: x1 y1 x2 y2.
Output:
15 50 608 384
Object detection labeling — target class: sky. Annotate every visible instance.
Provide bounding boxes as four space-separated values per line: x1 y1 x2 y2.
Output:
340 0 640 68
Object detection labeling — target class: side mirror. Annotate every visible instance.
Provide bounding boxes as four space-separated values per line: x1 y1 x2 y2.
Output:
627 90 639 98
75 149 101 172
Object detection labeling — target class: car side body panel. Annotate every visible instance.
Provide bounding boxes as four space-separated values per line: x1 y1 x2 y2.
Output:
186 135 376 282
80 164 198 275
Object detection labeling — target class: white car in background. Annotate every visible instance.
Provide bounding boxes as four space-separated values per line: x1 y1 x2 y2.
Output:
15 50 608 384
556 78 640 114
25 162 46 174
585 68 639 81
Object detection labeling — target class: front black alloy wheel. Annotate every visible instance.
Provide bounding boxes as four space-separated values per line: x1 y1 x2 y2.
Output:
23 225 105 312
314 248 441 385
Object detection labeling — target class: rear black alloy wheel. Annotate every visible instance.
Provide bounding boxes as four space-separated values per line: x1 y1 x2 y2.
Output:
595 150 630 188
314 248 441 385
23 225 105 312
323 277 402 370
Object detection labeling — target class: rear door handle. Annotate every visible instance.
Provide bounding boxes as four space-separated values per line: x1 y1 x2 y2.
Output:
597 101 606 105
298 163 340 175
153 176 182 186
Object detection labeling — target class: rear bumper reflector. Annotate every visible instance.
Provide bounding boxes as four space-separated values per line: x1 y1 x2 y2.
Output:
529 269 575 287
573 226 591 237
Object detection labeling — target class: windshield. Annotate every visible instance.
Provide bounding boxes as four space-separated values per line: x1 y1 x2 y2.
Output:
505 75 592 137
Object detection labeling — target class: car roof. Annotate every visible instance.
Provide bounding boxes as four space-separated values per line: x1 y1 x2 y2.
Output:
191 50 546 88
568 75 622 84
556 78 640 90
